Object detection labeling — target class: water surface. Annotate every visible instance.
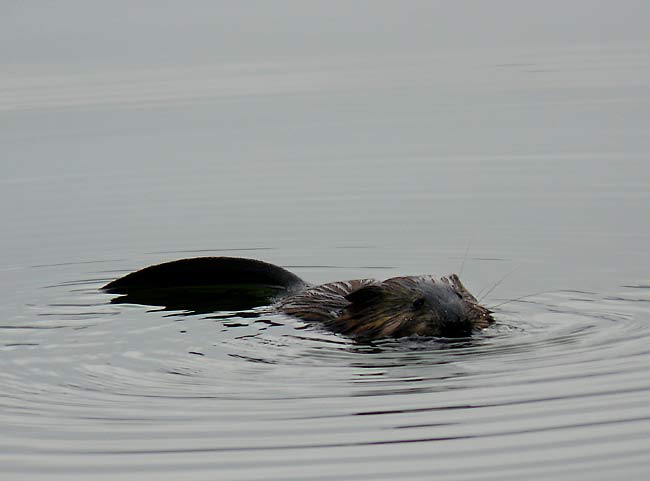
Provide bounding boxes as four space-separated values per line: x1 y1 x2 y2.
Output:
2 2 650 480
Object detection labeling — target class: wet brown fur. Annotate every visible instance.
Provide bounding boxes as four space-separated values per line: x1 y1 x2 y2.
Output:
279 274 493 341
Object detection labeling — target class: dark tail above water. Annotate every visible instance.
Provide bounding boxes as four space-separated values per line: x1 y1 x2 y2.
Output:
102 257 307 313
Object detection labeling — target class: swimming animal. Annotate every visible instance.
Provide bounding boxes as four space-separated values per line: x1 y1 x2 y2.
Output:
103 257 493 341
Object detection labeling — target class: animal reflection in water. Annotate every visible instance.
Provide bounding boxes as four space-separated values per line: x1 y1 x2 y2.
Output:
103 257 493 341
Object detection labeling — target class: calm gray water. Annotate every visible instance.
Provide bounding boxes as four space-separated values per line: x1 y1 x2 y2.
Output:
2 2 650 480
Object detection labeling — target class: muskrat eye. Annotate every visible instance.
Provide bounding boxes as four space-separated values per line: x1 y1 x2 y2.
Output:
412 297 426 310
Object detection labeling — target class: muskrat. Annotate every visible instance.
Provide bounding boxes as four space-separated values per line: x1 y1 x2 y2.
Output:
103 257 493 341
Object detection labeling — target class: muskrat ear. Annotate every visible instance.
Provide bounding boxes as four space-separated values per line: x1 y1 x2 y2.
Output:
344 284 385 305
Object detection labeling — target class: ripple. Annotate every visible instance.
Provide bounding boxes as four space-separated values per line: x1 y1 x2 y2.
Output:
1 270 650 480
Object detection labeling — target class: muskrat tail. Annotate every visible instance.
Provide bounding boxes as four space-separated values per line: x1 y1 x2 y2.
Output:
103 257 306 293
102 257 307 312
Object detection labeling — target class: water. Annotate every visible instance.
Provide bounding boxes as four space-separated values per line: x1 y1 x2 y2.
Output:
2 2 650 479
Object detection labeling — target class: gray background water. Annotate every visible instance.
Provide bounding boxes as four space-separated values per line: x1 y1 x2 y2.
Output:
2 2 650 480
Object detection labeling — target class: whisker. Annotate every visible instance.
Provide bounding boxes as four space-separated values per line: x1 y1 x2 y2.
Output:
479 266 519 303
488 290 557 310
459 238 472 276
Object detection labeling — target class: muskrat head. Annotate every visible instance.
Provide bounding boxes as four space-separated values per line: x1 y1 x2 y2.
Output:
335 275 493 340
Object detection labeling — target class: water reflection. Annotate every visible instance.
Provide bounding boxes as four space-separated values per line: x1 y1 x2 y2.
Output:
1 267 650 479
